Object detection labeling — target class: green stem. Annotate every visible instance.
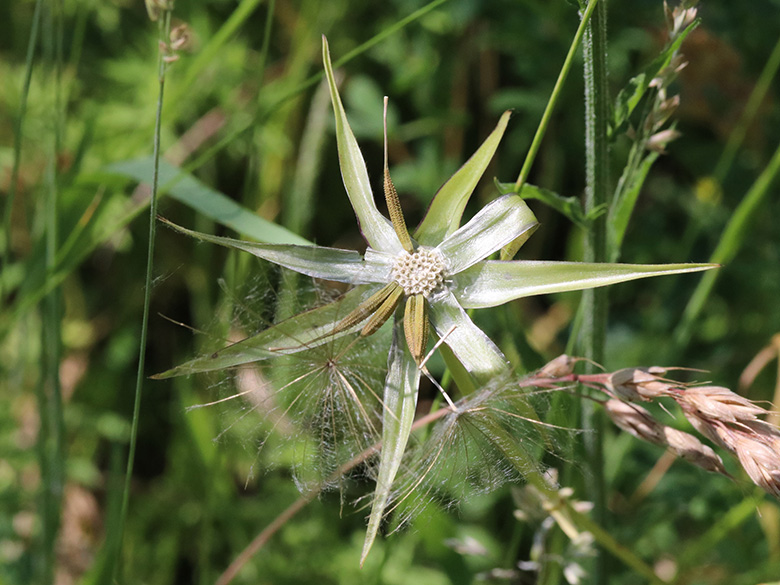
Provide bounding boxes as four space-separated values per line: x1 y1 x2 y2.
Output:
513 0 600 193
579 1 609 583
492 419 668 584
503 0 600 261
35 2 66 582
2 0 43 302
713 34 780 185
112 10 172 581
672 137 780 353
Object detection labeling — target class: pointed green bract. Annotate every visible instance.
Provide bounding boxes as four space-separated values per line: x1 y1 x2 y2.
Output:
161 218 390 284
361 323 421 565
415 110 512 246
427 289 508 381
322 37 403 255
153 285 383 378
451 260 718 309
156 41 726 568
436 195 538 274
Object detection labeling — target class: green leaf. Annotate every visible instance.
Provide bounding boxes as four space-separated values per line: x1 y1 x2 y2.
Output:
437 194 538 274
496 180 605 228
427 289 508 381
153 285 382 378
107 158 310 245
161 218 391 284
452 260 718 309
322 36 403 254
362 321 420 565
611 20 698 135
415 110 512 246
607 150 659 260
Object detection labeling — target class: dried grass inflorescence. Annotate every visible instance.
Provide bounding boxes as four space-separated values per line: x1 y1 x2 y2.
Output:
549 356 780 498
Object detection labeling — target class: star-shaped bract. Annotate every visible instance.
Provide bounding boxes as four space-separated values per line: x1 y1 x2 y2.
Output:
157 36 715 563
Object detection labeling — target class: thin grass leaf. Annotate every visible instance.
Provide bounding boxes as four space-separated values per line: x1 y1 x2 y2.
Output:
108 157 310 245
673 138 780 351
608 150 658 259
610 19 698 135
495 180 604 228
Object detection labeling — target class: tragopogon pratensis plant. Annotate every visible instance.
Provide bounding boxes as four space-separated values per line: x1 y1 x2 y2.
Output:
156 36 716 563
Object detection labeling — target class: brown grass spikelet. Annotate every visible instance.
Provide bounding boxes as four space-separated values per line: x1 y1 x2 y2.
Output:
603 399 666 445
603 399 728 476
604 367 675 402
657 382 780 497
676 385 767 424
729 423 780 499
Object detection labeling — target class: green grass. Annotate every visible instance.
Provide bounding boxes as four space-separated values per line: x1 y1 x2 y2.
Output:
2 1 780 584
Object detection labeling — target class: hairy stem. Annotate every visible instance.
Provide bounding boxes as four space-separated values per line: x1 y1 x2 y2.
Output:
579 0 609 583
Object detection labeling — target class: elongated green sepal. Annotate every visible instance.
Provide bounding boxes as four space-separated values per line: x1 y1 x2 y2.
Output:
161 218 388 284
427 289 508 381
152 285 384 378
362 323 420 565
415 110 512 246
452 260 719 309
323 37 403 254
436 195 538 275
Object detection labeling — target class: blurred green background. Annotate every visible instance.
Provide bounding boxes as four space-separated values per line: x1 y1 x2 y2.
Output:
2 0 780 583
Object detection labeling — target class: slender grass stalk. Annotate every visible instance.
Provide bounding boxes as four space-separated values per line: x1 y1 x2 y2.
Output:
257 0 452 119
111 9 173 581
2 0 43 302
713 35 780 185
672 138 780 352
677 490 764 570
256 0 276 92
502 0 600 262
579 1 609 583
512 0 600 194
35 2 66 582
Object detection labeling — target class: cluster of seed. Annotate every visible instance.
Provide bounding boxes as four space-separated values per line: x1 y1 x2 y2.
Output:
391 247 445 297
534 355 780 498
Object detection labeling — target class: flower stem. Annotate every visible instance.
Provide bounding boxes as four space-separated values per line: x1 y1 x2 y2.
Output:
112 9 172 580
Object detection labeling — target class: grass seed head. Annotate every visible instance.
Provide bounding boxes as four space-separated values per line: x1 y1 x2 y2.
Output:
605 368 675 402
676 385 767 424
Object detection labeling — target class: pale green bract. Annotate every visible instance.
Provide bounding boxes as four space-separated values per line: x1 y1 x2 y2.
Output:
157 36 716 564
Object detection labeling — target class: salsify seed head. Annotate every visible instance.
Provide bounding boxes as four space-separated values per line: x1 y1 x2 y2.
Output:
391 247 446 297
